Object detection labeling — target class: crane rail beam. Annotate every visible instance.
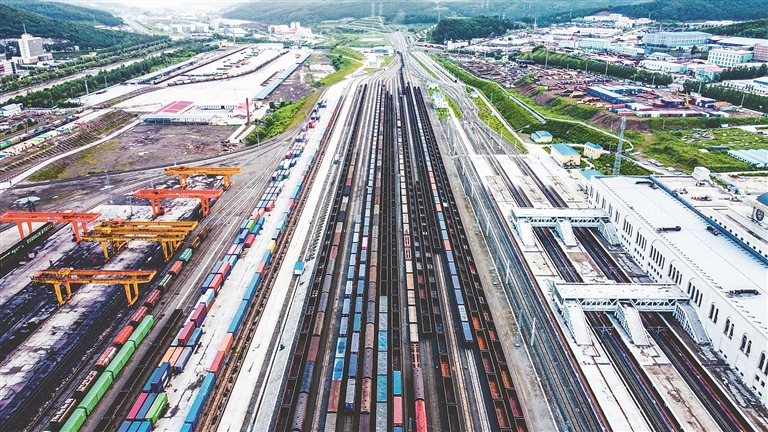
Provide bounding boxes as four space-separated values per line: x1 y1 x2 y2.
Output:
32 269 156 306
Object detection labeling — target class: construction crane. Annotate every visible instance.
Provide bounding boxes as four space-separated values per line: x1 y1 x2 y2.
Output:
134 188 224 217
0 210 102 242
81 220 198 261
164 165 243 189
613 116 626 176
32 268 156 306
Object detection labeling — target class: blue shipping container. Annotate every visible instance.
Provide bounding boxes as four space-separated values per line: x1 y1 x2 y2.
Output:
228 300 249 335
392 371 402 396
376 375 387 402
187 327 203 348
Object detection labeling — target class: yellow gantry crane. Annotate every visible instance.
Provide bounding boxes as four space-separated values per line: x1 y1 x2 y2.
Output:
164 165 243 189
81 219 198 261
32 268 157 306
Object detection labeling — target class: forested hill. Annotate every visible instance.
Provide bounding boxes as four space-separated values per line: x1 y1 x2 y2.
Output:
7 1 123 27
0 4 161 50
703 19 768 38
430 16 522 43
540 0 768 26
222 0 641 25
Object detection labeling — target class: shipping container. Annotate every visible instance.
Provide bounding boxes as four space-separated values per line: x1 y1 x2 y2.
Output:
144 289 161 308
148 362 171 392
106 342 136 379
127 393 149 421
74 370 100 400
129 315 154 346
189 303 207 327
129 307 149 326
210 350 226 375
175 347 193 373
392 371 402 396
145 392 168 425
135 393 157 421
228 300 249 335
187 327 203 348
59 407 87 432
177 321 195 346
96 346 118 370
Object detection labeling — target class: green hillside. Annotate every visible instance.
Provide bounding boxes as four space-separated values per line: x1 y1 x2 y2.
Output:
7 1 123 26
0 4 161 50
430 16 522 43
703 18 768 38
543 0 768 25
222 0 641 25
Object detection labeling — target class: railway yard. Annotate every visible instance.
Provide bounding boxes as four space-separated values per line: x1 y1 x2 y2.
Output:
0 31 767 432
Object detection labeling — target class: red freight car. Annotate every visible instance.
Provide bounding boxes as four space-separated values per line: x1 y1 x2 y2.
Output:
113 325 134 347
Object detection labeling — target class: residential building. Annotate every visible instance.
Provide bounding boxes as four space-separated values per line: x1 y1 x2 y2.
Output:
708 49 754 68
431 92 448 109
690 64 724 81
0 60 16 77
550 143 581 167
639 60 687 73
642 31 711 47
754 45 768 62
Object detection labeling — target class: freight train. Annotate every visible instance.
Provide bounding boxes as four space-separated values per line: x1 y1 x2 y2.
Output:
51 228 209 432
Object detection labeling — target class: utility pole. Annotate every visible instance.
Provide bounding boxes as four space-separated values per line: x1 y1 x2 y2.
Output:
612 116 626 176
371 2 375 18
84 78 89 95
379 2 382 17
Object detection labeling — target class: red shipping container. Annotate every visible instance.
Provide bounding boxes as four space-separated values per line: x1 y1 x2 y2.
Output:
265 201 275 212
144 289 161 308
415 400 427 432
288 198 295 209
244 234 256 248
127 393 149 421
218 262 231 277
114 325 134 347
96 346 117 370
219 333 234 353
209 350 226 375
129 306 149 326
189 303 206 327
177 321 195 346
256 262 266 274
227 244 237 255
168 260 183 276
444 240 452 251
209 274 223 291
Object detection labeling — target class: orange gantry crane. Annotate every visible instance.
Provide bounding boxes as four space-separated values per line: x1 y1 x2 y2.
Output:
81 219 198 261
134 188 224 217
32 268 156 306
164 165 243 189
0 210 102 241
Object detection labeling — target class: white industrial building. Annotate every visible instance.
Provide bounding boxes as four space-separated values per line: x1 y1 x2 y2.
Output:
708 49 754 68
587 174 768 406
642 31 711 47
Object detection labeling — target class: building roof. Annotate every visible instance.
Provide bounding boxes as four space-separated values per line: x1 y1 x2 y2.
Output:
579 169 603 180
585 142 602 150
551 143 580 157
596 176 768 332
728 149 768 166
0 104 22 111
533 130 552 138
757 192 768 207
717 37 768 47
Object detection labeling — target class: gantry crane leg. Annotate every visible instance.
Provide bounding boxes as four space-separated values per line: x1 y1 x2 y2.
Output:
124 283 140 306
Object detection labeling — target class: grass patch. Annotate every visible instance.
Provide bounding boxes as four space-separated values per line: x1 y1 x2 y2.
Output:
469 90 525 152
410 52 438 79
320 58 362 86
641 128 767 172
446 93 463 119
382 55 393 67
28 163 65 181
592 153 652 176
245 98 309 145
330 46 364 61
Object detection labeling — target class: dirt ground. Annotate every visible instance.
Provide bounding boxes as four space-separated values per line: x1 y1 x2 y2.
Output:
265 56 319 104
33 124 237 180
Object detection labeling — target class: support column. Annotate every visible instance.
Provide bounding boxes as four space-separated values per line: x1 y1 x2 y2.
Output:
200 198 210 216
124 283 139 306
178 174 189 188
16 222 26 239
223 174 232 189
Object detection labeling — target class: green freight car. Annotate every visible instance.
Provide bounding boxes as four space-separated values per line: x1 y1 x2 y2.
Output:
128 315 154 347
59 407 87 432
106 341 136 378
77 373 113 415
158 274 173 290
179 248 193 262
145 392 168 425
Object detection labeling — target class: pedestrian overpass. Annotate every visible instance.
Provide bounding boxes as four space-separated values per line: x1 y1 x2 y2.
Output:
509 207 620 247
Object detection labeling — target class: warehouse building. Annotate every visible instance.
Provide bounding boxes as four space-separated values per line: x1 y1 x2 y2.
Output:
531 131 553 143
728 149 768 168
642 31 711 47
